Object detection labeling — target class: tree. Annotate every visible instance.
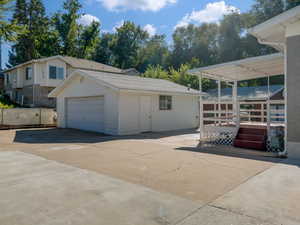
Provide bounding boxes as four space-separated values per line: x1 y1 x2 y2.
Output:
0 0 23 41
218 13 243 63
111 21 148 69
54 0 82 56
250 0 285 25
136 34 169 72
77 20 100 59
9 0 56 66
93 32 115 65
170 23 218 69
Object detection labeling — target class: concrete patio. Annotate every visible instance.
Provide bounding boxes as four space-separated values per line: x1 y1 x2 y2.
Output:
0 128 299 225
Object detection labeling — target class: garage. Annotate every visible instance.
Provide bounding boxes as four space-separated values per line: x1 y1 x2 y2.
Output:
66 96 104 133
49 69 201 135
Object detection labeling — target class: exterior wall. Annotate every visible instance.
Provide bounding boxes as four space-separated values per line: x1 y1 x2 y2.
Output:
55 75 119 135
44 59 67 87
118 91 199 135
286 34 300 159
4 59 68 108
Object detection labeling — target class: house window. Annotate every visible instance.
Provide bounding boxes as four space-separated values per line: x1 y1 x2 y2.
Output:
49 66 64 80
25 67 32 80
159 95 172 110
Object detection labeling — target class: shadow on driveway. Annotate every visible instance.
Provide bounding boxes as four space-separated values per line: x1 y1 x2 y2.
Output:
13 128 199 144
12 127 298 166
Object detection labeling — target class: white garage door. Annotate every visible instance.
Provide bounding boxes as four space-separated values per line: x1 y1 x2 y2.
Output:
66 96 104 133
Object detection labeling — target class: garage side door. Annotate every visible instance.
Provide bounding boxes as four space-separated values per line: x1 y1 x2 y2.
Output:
66 96 104 133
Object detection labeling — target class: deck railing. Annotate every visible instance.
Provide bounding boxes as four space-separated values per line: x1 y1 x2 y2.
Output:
202 100 285 126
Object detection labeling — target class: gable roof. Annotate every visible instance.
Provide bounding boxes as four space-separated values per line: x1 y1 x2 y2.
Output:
60 56 123 73
4 55 124 74
249 5 300 51
49 69 201 97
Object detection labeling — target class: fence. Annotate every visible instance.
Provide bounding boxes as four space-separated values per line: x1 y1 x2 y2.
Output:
0 108 56 127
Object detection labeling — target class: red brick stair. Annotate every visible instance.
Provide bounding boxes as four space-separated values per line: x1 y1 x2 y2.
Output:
234 127 267 151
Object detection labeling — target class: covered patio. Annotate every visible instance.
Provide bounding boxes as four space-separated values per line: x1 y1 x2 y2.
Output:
189 53 285 155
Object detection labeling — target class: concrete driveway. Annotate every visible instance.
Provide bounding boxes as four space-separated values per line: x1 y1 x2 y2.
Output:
0 128 299 225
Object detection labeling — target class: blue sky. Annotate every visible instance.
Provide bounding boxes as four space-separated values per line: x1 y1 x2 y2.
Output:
2 0 254 68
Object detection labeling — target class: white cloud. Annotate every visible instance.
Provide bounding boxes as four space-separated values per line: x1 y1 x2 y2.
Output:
77 14 100 26
143 24 157 36
112 20 125 32
96 0 176 12
175 1 239 29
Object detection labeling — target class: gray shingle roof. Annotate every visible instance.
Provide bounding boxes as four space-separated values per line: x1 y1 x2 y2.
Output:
79 70 199 95
61 56 123 73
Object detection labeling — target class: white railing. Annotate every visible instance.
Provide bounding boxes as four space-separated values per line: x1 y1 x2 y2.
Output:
202 100 284 125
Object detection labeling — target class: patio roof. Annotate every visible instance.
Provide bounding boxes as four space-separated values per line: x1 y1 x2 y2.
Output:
188 53 284 82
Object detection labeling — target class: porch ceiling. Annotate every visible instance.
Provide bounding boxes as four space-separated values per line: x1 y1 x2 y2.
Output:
188 53 284 81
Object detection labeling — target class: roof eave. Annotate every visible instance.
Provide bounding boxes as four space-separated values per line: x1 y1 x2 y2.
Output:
249 5 300 41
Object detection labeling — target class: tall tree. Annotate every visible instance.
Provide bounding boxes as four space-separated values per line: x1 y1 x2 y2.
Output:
218 13 243 63
93 32 115 65
54 0 81 56
250 0 285 26
136 34 169 72
170 23 218 69
77 20 100 59
9 0 55 66
111 21 148 69
0 0 23 41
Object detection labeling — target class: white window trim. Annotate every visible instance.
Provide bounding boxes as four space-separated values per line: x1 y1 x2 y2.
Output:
25 67 33 80
49 65 64 80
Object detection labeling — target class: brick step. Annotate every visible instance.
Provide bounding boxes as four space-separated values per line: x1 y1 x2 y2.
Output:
236 133 266 142
238 128 267 135
234 139 266 151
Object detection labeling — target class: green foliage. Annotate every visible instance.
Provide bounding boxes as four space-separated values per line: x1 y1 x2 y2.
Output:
6 0 292 89
0 0 23 42
170 23 219 69
9 0 59 66
53 0 82 56
136 34 169 72
93 32 115 65
142 64 217 91
0 95 15 108
77 20 100 59
250 0 285 25
111 21 148 69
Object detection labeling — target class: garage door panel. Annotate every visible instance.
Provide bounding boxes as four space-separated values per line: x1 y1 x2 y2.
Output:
66 97 104 133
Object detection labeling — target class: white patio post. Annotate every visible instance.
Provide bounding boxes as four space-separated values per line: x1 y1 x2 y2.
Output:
199 74 204 140
267 76 271 140
218 79 221 125
233 81 239 129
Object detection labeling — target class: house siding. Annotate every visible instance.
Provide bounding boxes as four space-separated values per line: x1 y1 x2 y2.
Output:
118 92 199 135
55 75 119 135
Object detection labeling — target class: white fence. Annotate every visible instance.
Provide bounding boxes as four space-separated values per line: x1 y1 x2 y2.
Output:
0 108 56 127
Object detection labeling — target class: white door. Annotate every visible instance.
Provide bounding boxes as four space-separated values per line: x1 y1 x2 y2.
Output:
140 96 152 132
66 96 104 133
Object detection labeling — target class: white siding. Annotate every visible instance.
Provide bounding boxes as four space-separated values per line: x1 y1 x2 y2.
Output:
45 59 67 87
119 93 141 135
118 92 199 135
55 75 119 135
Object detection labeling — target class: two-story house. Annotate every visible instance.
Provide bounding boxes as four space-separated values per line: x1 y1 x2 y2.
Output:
4 56 138 108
